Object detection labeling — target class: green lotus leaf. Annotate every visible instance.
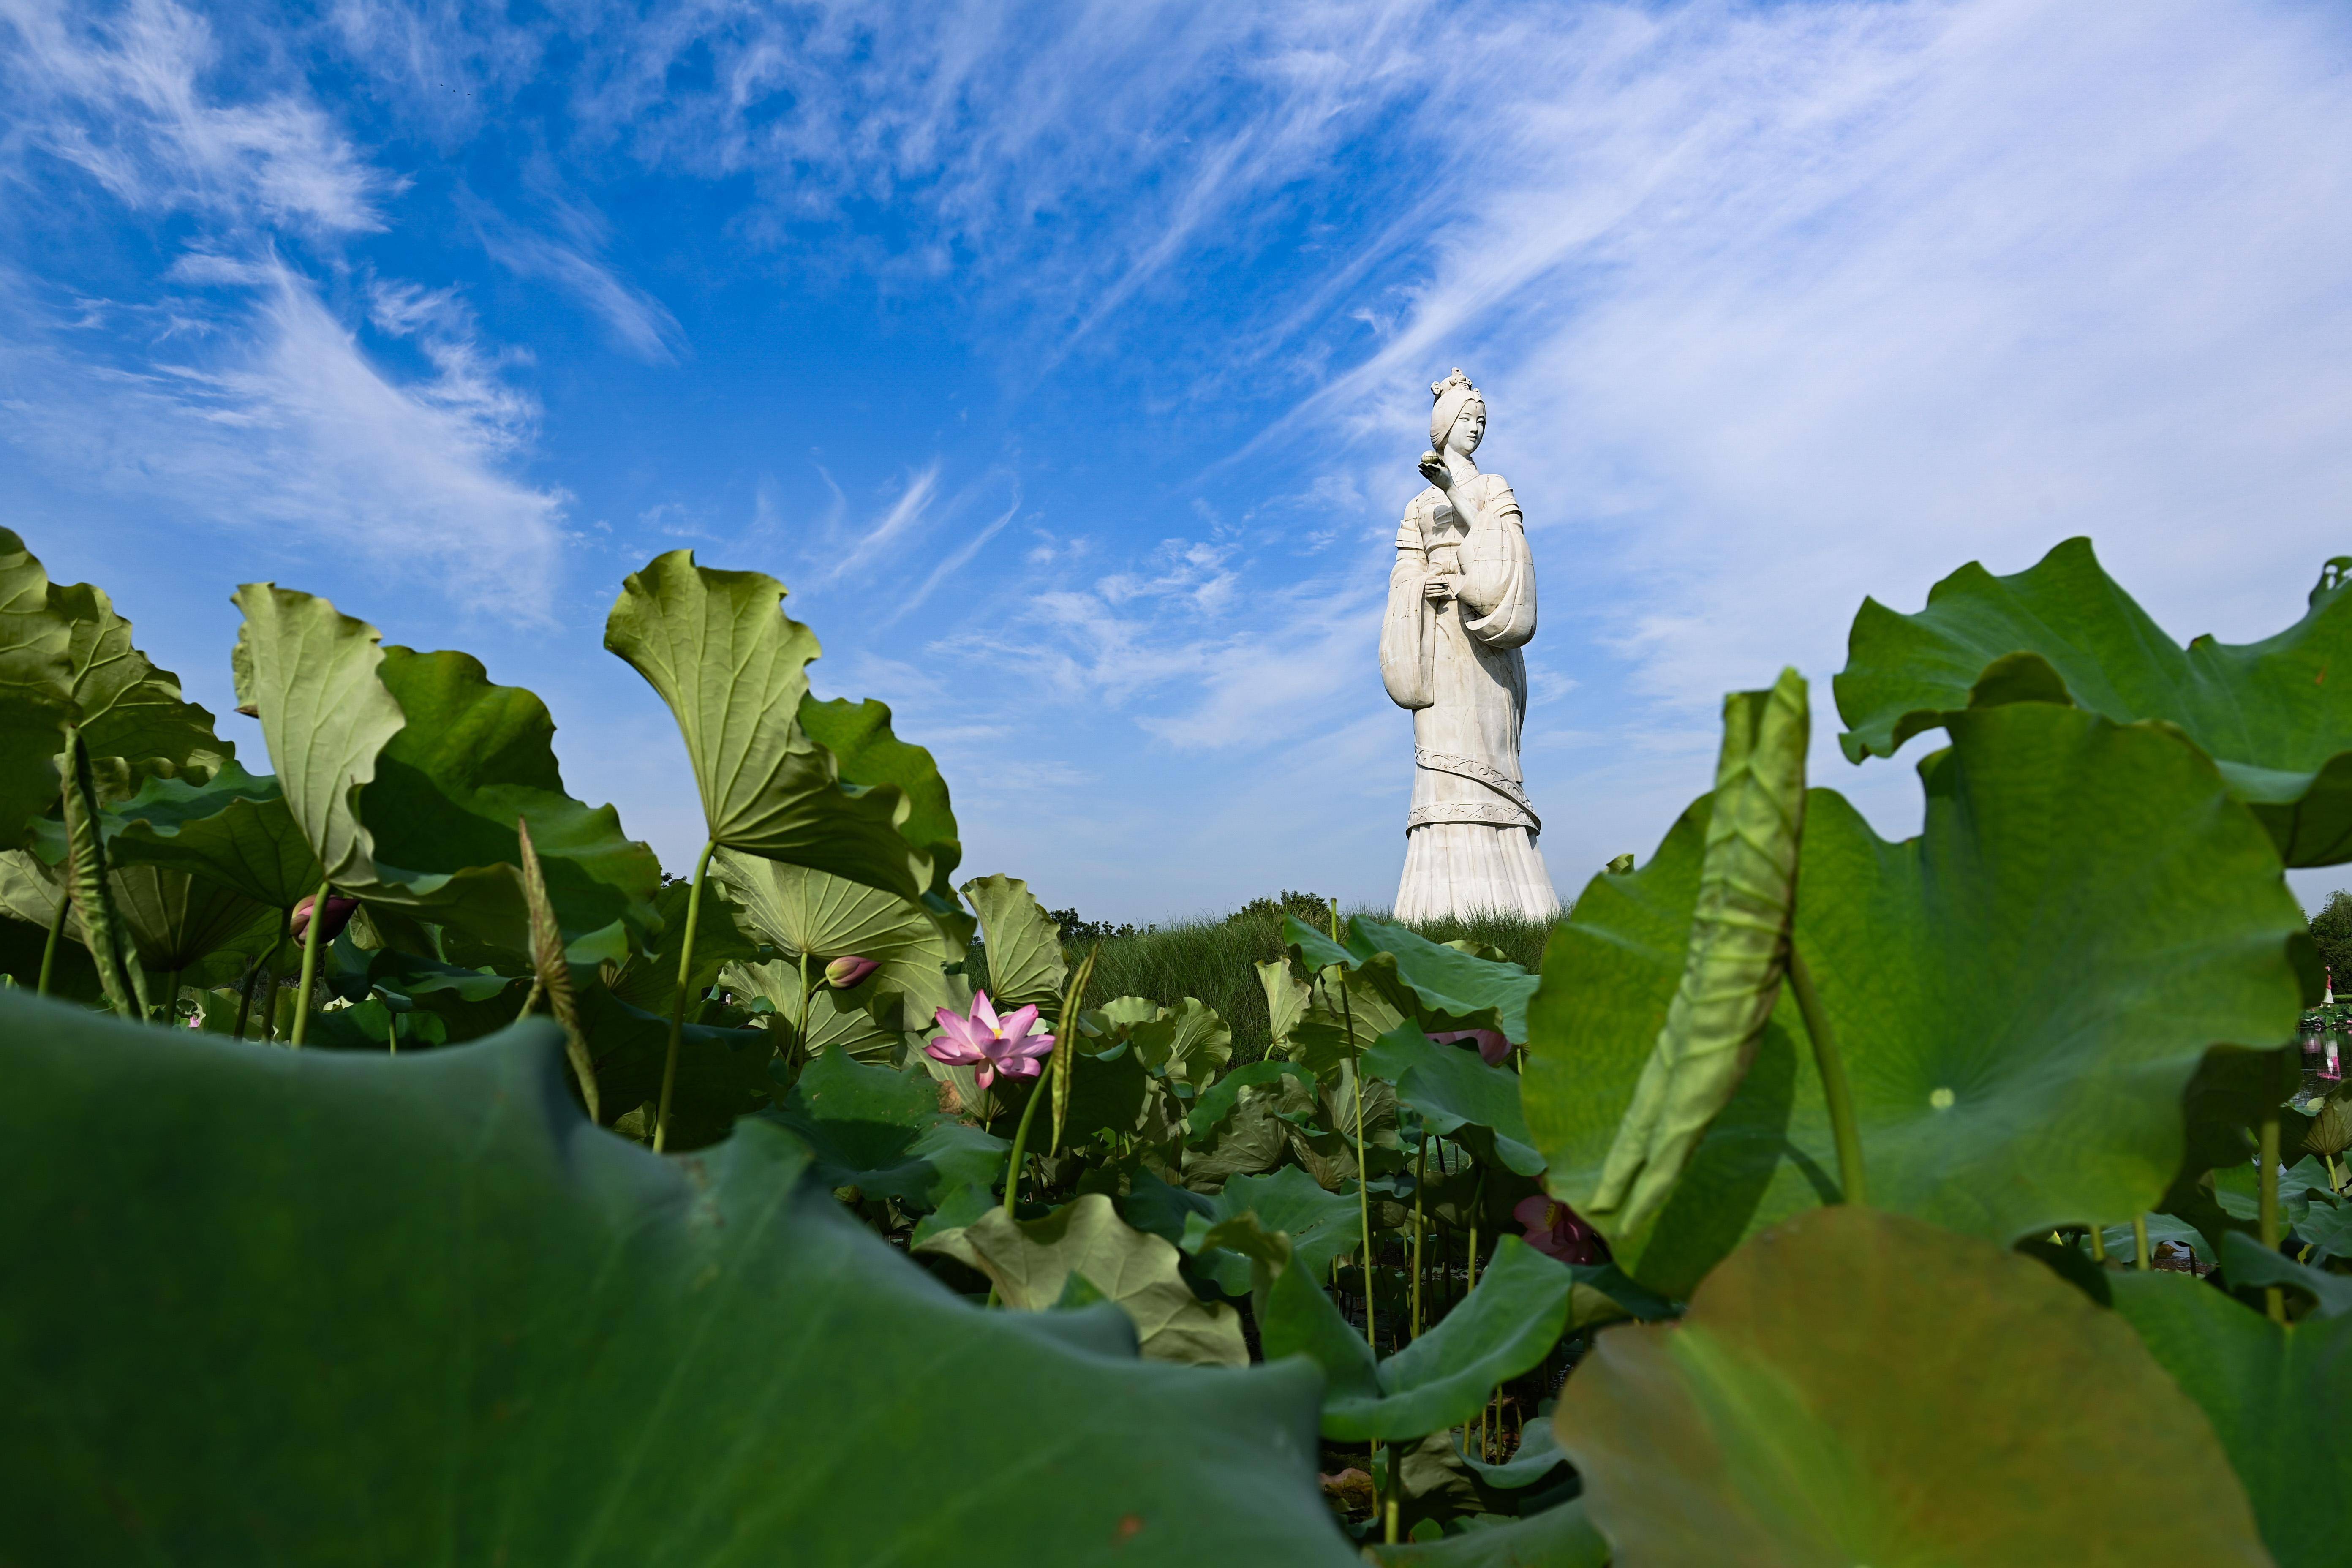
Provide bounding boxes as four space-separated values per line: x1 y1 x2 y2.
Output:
1557 1206 2269 1565
1836 536 2352 864
1258 958 1311 1052
1264 1235 1577 1441
0 848 68 937
1587 670 1806 1239
1525 703 2305 1294
1177 1165 1364 1296
1180 1085 1290 1188
2111 1266 2352 1568
0 533 77 850
711 848 956 1024
796 693 962 894
50 578 229 799
1057 1039 1153 1145
604 551 933 900
92 762 324 911
2218 1230 2352 1317
732 964 906 1063
231 583 405 888
0 896 99 998
1365 1024 1544 1178
575 985 775 1150
1362 1500 1609 1568
1452 1416 1566 1492
107 865 276 974
0 993 1353 1565
1335 917 1541 1044
2296 1194 2352 1263
767 1046 1007 1210
916 1193 1249 1367
963 872 1067 1013
362 647 664 963
1188 1058 1318 1144
605 872 765 1020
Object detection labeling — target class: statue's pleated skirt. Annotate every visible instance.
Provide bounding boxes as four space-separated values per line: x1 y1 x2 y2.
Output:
1393 822 1560 922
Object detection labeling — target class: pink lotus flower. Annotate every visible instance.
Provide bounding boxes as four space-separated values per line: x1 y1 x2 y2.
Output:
926 991 1056 1090
1431 1028 1511 1067
1514 1195 1610 1265
825 954 880 989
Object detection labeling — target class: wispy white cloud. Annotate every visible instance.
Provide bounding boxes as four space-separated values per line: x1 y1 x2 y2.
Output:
461 185 686 363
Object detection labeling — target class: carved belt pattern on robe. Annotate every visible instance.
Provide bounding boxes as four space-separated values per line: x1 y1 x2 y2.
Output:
1407 747 1541 834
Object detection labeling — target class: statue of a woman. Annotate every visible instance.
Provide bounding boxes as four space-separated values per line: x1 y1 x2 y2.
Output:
1380 369 1561 922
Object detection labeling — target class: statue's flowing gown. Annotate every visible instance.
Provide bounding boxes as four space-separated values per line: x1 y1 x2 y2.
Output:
1379 471 1561 921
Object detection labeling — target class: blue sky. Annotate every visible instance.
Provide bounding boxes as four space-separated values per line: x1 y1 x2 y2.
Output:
5 0 2352 921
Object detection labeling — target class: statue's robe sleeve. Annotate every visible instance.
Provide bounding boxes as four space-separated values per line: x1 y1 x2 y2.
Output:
1381 502 1435 710
1457 474 1536 651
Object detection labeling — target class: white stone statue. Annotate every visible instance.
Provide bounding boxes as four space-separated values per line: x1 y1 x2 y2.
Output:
1380 369 1561 922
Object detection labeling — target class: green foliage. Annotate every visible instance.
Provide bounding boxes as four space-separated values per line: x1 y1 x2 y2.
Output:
2309 887 2352 987
1557 1206 2273 1565
1837 536 2352 864
1527 702 2306 1294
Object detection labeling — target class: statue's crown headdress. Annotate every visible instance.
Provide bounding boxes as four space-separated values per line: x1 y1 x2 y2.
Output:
1430 368 1476 401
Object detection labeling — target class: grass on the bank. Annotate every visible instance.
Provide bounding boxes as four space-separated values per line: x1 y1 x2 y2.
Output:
970 893 1561 1065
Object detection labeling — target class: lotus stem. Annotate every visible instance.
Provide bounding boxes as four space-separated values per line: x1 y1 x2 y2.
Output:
1410 1132 1426 1340
1787 947 1867 1207
2133 1213 2151 1270
233 907 286 1042
652 840 717 1154
289 878 331 1048
2260 1058 2284 1323
1383 1439 1401 1545
36 894 64 997
2088 1223 2106 1264
1003 1072 1047 1217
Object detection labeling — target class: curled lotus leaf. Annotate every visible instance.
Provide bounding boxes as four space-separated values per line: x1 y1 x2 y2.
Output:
964 873 1067 1015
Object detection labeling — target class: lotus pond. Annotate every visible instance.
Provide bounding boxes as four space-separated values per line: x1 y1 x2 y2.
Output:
4 529 2349 1565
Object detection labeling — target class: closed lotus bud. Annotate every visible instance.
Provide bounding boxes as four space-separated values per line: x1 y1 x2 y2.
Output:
290 893 358 947
2307 1098 2352 1158
825 954 879 989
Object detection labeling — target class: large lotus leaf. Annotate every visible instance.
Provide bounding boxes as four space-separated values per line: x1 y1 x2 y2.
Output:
2112 1267 2352 1567
231 583 404 888
1525 703 2306 1295
1258 958 1311 1051
604 551 932 900
2219 1229 2352 1318
49 579 229 799
92 762 324 910
108 865 276 973
360 648 664 964
1264 1235 1577 1441
727 961 906 1063
1837 536 2352 865
711 848 955 1022
1285 967 1413 1084
1454 1413 1568 1491
608 873 767 1020
0 531 73 850
964 872 1067 1014
576 985 775 1149
1150 997 1233 1085
0 993 1353 1565
1188 1058 1318 1144
797 693 962 894
1180 1086 1290 1188
1058 1039 1153 1145
1179 1164 1366 1296
1556 1206 2270 1566
1364 1500 1610 1568
768 1047 1007 1209
1335 916 1542 1044
917 1194 1249 1367
0 848 70 937
1365 1024 1545 1178
1588 670 1806 1239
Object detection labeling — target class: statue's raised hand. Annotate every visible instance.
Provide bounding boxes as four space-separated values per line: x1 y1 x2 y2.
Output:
1418 448 1452 491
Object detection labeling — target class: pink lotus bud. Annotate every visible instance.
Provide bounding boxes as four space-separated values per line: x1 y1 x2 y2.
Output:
1513 1194 1610 1265
291 893 358 947
825 954 880 989
1431 1028 1512 1066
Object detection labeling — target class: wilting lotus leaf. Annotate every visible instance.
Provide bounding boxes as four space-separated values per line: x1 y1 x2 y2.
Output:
96 762 324 911
1525 703 2305 1294
1365 1024 1544 1179
231 584 404 888
796 694 962 896
1264 1236 1577 1442
1362 1499 1610 1568
964 873 1067 1014
768 1047 1007 1211
0 994 1353 1565
605 551 934 901
1587 670 1806 1240
1557 1206 2270 1566
362 648 664 964
1837 536 2352 865
711 849 956 1024
2111 1267 2352 1568
917 1194 1249 1367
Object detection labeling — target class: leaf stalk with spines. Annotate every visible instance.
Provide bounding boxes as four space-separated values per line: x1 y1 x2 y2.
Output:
289 878 330 1048
652 840 717 1153
61 725 145 1021
1048 941 1101 1157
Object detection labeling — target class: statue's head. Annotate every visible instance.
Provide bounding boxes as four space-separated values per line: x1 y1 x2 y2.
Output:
1429 368 1486 458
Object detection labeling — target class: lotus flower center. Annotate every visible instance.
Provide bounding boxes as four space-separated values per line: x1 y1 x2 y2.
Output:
1929 1087 1955 1111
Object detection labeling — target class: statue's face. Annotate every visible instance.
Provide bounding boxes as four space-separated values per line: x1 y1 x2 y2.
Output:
1449 400 1486 456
